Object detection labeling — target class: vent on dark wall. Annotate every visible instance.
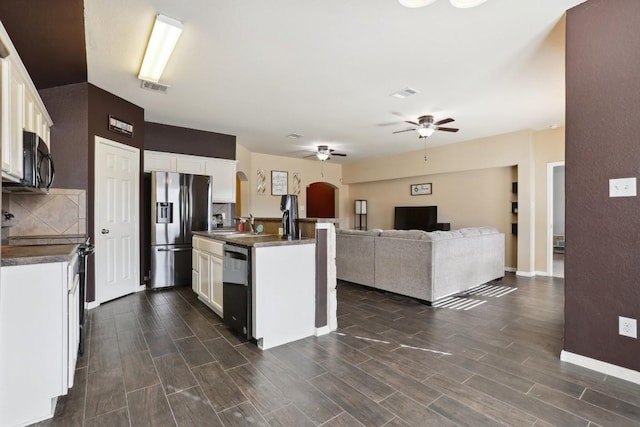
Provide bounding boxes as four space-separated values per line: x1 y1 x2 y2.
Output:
140 80 169 93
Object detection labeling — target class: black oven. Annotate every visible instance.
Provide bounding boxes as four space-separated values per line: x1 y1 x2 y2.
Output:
3 130 55 192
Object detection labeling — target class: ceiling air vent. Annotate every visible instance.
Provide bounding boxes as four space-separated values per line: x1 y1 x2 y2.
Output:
391 87 419 99
140 80 170 93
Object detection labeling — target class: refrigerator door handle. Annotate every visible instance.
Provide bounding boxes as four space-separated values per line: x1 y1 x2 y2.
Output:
157 247 191 252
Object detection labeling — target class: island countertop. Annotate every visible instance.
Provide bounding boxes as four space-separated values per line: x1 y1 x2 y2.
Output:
192 230 315 248
1 244 79 266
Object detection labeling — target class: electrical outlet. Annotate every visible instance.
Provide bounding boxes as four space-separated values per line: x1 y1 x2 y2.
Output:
619 316 637 338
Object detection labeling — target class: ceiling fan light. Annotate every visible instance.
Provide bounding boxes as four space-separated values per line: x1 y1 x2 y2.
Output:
418 127 435 137
398 0 438 8
316 152 330 161
449 0 488 8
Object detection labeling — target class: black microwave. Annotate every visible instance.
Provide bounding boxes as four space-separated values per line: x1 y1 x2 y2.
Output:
3 131 55 193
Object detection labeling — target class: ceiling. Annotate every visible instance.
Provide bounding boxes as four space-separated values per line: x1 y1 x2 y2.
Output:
5 0 588 162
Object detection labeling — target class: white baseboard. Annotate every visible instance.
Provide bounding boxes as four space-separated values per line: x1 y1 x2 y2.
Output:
137 285 146 292
560 350 640 385
505 267 516 273
515 270 535 277
87 301 99 310
535 270 549 277
315 325 331 337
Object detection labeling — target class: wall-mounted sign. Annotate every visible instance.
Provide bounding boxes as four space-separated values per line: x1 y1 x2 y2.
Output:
108 115 134 137
411 183 432 196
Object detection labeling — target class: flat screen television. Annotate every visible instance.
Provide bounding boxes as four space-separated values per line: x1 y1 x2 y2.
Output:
394 206 438 231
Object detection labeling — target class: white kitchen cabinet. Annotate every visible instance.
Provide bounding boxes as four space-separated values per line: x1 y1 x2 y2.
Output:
0 21 53 181
205 158 237 203
1 58 24 182
192 236 223 317
144 151 236 203
144 150 176 172
144 150 206 175
176 155 206 175
0 256 77 427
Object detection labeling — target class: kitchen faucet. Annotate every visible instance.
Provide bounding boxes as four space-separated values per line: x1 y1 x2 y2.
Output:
235 214 255 233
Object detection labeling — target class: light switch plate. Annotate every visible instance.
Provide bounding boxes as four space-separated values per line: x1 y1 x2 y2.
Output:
609 177 637 197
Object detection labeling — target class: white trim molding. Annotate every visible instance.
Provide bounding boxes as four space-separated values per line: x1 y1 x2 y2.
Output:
516 270 536 277
505 267 516 273
314 325 331 337
87 301 99 310
561 350 640 385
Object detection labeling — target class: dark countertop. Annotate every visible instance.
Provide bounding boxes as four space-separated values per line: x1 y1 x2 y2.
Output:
1 244 79 266
193 231 315 248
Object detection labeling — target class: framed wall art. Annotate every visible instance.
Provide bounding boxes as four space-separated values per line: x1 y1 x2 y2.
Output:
411 183 432 196
271 170 288 195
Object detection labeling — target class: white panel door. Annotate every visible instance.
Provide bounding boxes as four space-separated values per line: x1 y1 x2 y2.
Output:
95 136 140 303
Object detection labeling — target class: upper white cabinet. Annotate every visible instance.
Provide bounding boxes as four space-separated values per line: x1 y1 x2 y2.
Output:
144 150 237 203
144 150 177 172
0 21 53 182
206 158 236 203
1 58 24 181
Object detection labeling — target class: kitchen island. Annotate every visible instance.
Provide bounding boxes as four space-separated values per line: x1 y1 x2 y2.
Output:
192 230 321 350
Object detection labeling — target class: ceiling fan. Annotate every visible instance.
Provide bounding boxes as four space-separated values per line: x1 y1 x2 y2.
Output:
393 115 459 138
306 145 347 161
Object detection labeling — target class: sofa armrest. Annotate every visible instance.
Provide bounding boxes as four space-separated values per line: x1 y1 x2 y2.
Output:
336 233 376 287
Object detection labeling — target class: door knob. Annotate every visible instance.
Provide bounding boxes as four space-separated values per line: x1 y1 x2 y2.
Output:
101 229 110 234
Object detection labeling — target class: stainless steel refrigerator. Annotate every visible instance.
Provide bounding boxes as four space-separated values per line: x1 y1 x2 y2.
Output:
150 172 211 289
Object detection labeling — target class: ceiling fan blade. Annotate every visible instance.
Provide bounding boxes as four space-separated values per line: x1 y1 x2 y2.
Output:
405 121 419 126
303 153 317 158
331 153 347 157
434 117 454 126
436 127 459 132
392 128 416 134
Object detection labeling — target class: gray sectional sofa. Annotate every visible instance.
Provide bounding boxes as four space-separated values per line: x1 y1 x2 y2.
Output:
336 227 505 303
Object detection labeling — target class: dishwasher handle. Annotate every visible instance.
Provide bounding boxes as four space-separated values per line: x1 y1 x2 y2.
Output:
224 251 248 261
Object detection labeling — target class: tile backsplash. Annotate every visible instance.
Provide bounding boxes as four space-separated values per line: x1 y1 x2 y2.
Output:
2 188 87 237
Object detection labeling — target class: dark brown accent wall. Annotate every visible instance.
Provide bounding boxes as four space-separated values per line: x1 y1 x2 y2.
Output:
39 83 89 190
565 0 640 371
0 0 87 89
145 122 236 160
87 84 145 302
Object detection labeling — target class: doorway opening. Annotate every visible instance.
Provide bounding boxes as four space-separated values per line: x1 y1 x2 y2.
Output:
306 182 338 218
236 171 249 217
547 162 565 278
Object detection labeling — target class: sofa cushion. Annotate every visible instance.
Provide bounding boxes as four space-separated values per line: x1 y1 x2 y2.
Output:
336 229 381 237
422 230 463 241
380 230 427 239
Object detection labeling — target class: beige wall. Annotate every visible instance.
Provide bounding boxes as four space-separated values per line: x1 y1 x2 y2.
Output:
348 167 517 268
235 145 349 228
342 128 564 275
533 127 565 273
238 127 564 275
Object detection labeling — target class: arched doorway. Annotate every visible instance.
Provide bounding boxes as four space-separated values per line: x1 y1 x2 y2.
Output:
307 182 337 218
236 171 249 217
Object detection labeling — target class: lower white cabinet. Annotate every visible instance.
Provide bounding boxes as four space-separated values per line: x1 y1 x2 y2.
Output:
192 236 223 316
0 256 78 427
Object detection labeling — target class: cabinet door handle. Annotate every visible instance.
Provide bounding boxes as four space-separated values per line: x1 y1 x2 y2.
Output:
101 229 110 234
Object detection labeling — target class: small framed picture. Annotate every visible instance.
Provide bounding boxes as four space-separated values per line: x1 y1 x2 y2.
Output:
271 170 288 196
411 183 432 196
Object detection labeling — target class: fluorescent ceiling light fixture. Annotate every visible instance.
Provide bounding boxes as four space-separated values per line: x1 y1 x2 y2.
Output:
418 127 436 137
449 0 488 8
398 0 437 7
138 14 183 83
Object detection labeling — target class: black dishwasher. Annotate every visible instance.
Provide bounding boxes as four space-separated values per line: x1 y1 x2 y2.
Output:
223 243 252 339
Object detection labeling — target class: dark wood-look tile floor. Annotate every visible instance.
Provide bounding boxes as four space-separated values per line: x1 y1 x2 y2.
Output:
34 274 640 426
